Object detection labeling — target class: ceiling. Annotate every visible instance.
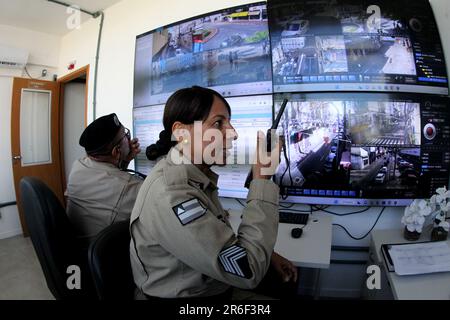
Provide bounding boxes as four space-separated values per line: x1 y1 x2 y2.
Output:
0 0 123 36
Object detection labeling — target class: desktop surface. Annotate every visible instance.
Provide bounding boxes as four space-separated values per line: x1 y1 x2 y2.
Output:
372 229 450 300
228 210 332 269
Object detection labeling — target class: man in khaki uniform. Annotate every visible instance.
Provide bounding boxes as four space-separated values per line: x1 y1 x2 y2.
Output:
66 113 143 246
130 147 279 298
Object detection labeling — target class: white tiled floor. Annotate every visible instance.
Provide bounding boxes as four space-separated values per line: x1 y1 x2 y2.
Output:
0 235 53 300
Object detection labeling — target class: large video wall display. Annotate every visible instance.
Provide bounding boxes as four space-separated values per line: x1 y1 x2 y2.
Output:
134 2 272 107
132 1 450 206
268 0 448 95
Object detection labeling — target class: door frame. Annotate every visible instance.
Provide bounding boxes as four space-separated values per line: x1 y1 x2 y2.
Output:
57 65 89 188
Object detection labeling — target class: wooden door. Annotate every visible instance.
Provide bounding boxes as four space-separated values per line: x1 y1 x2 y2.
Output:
11 77 64 237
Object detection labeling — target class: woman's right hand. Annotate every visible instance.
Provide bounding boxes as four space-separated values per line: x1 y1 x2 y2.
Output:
252 130 282 180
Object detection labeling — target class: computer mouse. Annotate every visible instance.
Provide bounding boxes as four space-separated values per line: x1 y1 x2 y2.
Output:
291 227 303 239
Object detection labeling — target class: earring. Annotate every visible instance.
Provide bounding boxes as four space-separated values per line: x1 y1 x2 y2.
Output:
183 138 189 145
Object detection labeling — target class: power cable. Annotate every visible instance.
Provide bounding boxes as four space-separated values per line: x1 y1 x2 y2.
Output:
312 204 371 216
24 66 41 79
332 206 386 240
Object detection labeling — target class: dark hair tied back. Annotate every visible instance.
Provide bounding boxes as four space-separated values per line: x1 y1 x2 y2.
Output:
145 86 231 161
145 129 175 160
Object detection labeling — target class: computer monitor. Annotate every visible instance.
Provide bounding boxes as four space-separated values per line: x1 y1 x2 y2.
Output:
273 93 450 206
133 94 273 199
134 1 272 107
268 0 448 95
133 104 165 175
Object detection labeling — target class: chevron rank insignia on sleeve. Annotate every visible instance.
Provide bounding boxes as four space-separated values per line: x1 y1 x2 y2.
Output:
172 198 206 225
218 245 253 279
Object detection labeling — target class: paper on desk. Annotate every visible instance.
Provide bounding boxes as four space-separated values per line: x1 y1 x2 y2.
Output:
388 242 450 276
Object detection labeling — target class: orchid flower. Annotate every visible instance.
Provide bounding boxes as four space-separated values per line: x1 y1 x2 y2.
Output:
402 186 450 233
439 221 450 232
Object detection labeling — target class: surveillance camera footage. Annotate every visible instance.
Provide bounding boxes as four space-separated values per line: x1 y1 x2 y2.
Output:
268 0 448 95
274 93 450 206
134 2 273 107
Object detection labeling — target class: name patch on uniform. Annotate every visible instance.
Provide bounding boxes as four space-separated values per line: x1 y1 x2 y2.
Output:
172 198 206 225
218 245 253 279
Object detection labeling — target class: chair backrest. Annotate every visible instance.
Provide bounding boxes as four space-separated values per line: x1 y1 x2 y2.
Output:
88 219 135 300
20 176 95 299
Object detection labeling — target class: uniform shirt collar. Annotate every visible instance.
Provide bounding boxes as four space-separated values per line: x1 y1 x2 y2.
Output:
82 156 119 172
166 147 218 191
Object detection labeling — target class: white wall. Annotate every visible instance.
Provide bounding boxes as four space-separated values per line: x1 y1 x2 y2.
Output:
0 24 61 239
0 77 22 239
58 0 256 127
63 82 86 181
0 24 60 68
56 0 450 297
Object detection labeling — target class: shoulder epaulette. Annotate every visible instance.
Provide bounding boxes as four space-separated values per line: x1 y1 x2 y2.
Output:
163 165 189 186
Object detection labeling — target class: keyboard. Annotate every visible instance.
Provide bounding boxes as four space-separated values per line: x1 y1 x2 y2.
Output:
279 212 309 225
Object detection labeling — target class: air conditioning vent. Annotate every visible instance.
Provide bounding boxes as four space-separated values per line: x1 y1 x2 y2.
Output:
0 44 29 69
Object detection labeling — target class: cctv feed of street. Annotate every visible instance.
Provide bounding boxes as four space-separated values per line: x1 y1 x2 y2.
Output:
273 94 450 201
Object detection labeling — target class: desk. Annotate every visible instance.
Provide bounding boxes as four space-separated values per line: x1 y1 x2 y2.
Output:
370 229 450 300
227 210 332 269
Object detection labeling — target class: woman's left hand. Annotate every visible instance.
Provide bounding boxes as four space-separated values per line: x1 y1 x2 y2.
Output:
271 252 298 283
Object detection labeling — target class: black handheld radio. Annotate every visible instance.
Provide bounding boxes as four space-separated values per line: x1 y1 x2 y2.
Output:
244 98 289 188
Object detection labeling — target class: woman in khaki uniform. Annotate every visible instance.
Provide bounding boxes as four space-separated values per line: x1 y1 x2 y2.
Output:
130 86 297 299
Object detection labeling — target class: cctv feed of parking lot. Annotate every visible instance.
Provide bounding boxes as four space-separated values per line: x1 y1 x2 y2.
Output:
269 0 448 95
132 0 450 205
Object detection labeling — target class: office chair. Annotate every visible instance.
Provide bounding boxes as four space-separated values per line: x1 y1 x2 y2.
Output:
88 219 135 300
20 176 96 300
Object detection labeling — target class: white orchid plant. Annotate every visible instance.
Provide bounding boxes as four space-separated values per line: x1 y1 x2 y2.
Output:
402 186 450 233
429 186 450 232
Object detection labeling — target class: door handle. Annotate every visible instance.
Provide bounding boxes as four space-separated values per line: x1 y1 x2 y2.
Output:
13 155 22 160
